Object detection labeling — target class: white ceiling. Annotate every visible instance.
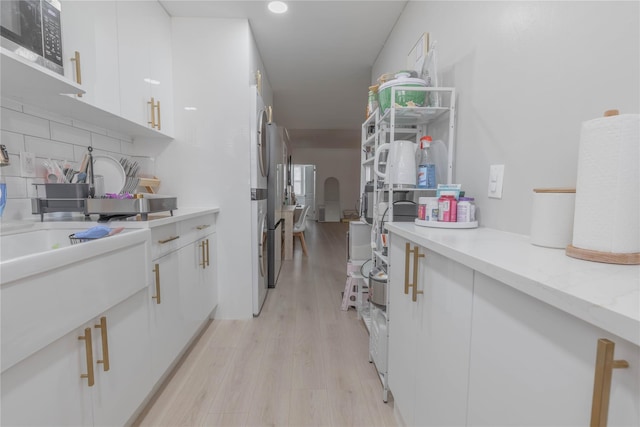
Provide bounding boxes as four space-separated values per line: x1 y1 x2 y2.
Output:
159 0 407 149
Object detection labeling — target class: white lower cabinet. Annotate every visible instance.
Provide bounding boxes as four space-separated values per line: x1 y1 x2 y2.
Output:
1 289 151 427
148 249 184 384
148 215 217 387
388 235 420 424
90 289 152 427
388 234 473 426
467 272 640 427
387 230 639 427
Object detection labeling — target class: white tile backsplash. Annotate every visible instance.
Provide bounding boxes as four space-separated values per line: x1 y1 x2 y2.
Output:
1 96 23 112
25 136 75 161
2 154 22 176
50 122 91 146
1 130 26 153
1 107 50 139
23 104 74 126
4 176 27 198
71 119 108 136
0 99 154 221
91 133 122 154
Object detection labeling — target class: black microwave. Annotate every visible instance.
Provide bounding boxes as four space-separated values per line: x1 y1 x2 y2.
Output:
1 0 63 75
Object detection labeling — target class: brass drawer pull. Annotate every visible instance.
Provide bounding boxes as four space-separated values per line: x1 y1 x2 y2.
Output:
590 338 629 427
196 224 211 230
152 263 161 304
71 51 82 96
158 235 179 244
404 243 411 295
205 238 210 267
156 100 161 131
94 316 110 372
78 327 95 387
199 241 206 269
148 97 157 129
411 246 425 302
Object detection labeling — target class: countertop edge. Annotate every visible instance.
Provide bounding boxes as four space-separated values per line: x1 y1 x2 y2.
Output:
385 222 640 347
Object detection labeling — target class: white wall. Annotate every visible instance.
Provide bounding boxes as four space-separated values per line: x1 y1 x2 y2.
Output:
292 147 361 219
166 18 269 319
374 1 639 234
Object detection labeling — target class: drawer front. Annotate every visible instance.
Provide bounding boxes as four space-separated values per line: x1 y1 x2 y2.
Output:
150 223 180 260
178 214 217 243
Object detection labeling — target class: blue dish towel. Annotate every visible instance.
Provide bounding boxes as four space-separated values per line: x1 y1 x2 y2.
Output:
74 225 111 239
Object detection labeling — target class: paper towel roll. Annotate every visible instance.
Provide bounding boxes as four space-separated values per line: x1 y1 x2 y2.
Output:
572 114 640 254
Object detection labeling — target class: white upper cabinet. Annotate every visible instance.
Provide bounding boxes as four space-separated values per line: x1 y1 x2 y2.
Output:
117 1 174 137
61 0 120 115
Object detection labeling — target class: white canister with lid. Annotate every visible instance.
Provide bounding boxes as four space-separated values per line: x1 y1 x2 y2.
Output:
530 188 576 248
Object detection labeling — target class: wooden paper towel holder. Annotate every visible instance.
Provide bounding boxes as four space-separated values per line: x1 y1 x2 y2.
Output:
566 245 640 265
566 109 640 265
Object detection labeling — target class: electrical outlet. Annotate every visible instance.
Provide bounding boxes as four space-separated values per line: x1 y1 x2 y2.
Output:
20 152 36 177
488 164 504 199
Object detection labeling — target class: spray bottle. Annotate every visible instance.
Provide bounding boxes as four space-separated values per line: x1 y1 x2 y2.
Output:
417 136 436 189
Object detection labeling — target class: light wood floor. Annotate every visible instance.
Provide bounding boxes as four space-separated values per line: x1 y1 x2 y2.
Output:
135 220 396 427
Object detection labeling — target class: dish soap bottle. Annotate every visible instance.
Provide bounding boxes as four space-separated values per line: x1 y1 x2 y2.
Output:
0 174 6 218
417 136 436 189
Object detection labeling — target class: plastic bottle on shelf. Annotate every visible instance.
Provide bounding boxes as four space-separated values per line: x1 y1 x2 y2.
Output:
416 136 436 189
457 197 475 222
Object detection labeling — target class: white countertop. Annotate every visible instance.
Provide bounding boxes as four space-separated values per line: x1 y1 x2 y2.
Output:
385 222 640 347
0 207 220 233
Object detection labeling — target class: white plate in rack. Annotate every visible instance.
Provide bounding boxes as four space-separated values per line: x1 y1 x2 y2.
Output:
415 219 478 229
92 155 126 194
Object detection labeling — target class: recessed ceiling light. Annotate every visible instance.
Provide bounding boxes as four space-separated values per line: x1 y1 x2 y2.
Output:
268 1 288 14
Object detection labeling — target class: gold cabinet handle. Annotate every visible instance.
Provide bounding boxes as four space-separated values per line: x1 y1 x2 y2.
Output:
148 97 156 128
404 243 411 295
267 105 273 123
78 327 95 387
71 51 82 97
94 316 110 372
158 235 179 244
196 224 211 230
156 100 161 131
256 69 262 95
411 246 425 302
205 238 210 267
590 338 629 427
199 241 206 269
152 263 161 304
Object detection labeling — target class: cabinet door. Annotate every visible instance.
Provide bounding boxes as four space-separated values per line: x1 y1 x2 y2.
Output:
1 328 92 426
413 249 474 426
387 234 420 425
178 240 206 338
91 289 152 427
117 0 173 134
467 272 640 426
61 0 120 114
148 250 184 384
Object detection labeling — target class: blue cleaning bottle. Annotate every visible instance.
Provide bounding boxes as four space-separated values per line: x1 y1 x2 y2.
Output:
417 136 436 189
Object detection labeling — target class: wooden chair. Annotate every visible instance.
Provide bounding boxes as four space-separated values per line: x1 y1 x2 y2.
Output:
292 205 311 256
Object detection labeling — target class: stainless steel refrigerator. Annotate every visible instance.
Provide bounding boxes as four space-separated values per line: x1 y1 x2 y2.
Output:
267 125 287 287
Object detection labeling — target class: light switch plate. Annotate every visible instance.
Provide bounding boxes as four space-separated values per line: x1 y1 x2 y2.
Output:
20 152 36 177
488 164 504 199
